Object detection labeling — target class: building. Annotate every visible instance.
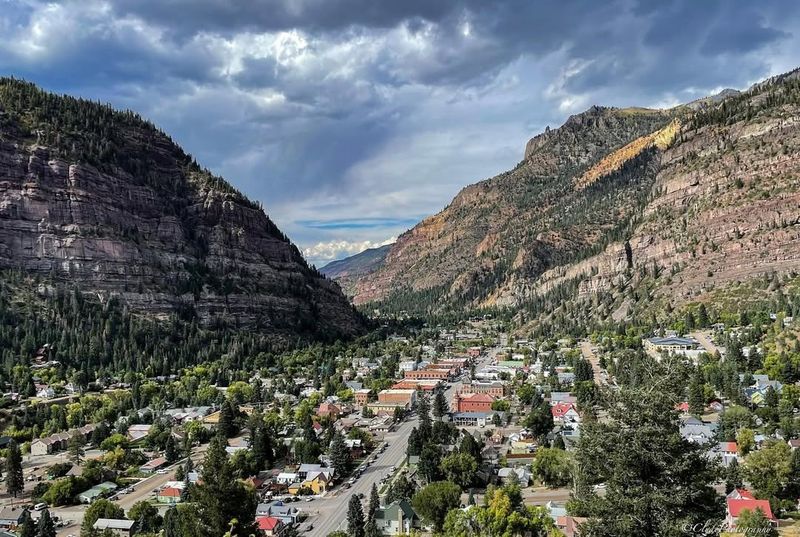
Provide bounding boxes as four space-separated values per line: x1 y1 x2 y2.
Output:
725 498 775 528
93 519 136 537
451 412 504 427
378 389 417 406
157 486 183 504
256 516 285 537
0 507 26 531
551 403 580 424
79 481 118 504
374 500 421 535
256 501 300 526
354 389 372 406
454 393 496 413
459 381 508 398
643 336 699 354
30 424 96 456
399 360 417 372
391 380 441 392
127 424 152 443
139 457 168 474
317 402 341 419
403 368 449 381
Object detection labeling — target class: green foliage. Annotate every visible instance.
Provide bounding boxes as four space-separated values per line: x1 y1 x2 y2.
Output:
329 431 352 476
744 439 794 503
440 452 478 490
734 507 778 537
128 501 163 534
347 495 365 537
411 481 462 533
81 499 125 537
531 448 573 488
442 482 554 537
5 439 23 497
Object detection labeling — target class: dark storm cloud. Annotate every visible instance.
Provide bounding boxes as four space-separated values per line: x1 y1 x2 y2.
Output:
1 0 798 263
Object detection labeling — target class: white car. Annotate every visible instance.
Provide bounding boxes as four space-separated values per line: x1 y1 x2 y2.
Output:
156 469 168 474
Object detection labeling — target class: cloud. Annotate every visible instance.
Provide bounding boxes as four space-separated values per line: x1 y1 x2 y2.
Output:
303 237 396 265
1 0 799 264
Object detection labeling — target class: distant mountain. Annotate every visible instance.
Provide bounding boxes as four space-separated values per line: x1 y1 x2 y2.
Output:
331 68 800 328
0 78 364 340
321 244 391 279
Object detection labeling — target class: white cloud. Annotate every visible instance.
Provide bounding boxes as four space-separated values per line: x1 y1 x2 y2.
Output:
303 237 396 264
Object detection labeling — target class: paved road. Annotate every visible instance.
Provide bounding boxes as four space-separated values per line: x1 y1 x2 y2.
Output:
307 417 418 537
579 340 607 386
690 330 724 358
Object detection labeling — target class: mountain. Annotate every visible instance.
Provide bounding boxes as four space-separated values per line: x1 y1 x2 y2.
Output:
319 244 391 296
334 69 800 326
0 78 364 339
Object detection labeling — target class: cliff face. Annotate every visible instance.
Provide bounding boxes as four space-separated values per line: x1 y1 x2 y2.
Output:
348 105 675 308
0 79 363 338
340 68 800 320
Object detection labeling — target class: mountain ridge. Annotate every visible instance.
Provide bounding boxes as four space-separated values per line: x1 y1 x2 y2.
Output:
330 69 800 327
0 78 364 340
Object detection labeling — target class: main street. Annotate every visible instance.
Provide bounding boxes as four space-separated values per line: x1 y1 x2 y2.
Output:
307 416 418 537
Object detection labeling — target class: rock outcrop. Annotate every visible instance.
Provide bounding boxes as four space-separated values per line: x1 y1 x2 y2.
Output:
0 79 363 339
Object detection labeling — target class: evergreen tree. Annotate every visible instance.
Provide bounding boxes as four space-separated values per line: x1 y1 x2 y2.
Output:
67 432 85 465
5 439 24 498
163 507 181 537
218 400 237 439
688 368 705 417
418 444 442 484
433 390 448 419
18 510 35 537
347 495 365 537
164 435 178 463
193 434 257 537
329 431 351 475
406 427 422 457
36 510 56 537
365 484 381 537
417 393 432 441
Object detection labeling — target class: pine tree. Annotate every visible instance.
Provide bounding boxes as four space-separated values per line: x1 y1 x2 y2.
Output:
433 390 448 419
329 431 351 475
5 439 24 498
67 432 85 465
165 435 178 463
36 510 56 537
163 507 181 537
417 394 432 441
688 369 705 417
365 483 381 537
347 495 365 537
18 510 35 537
218 400 237 439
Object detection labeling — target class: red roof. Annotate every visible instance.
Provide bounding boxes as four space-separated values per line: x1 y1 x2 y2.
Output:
727 498 774 520
551 402 577 418
719 442 738 453
257 516 282 531
463 393 495 403
675 402 689 412
732 488 756 500
159 487 182 497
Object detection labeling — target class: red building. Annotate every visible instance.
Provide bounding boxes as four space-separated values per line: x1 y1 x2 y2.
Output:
454 393 496 413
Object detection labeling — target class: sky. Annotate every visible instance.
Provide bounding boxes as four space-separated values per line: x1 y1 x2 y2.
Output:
1 1 800 266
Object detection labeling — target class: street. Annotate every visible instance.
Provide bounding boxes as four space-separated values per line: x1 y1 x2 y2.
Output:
307 416 418 537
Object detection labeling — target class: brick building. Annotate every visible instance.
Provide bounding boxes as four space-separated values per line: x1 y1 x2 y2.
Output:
454 393 496 413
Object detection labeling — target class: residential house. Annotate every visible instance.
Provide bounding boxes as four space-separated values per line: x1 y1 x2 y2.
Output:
317 402 341 419
725 498 775 528
93 519 136 537
36 386 56 399
256 501 300 526
374 500 421 535
139 457 168 475
256 516 285 537
0 507 27 531
79 482 118 504
127 424 152 443
157 486 183 504
498 467 532 486
551 403 580 425
680 417 717 444
549 392 577 406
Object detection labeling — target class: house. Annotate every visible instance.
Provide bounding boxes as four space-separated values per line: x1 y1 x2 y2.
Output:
557 372 576 385
0 507 27 530
36 386 56 399
498 467 532 485
345 438 364 458
726 498 775 528
551 403 580 424
708 442 739 467
680 418 717 444
555 516 588 537
256 516 284 537
549 392 577 406
127 424 152 443
788 439 800 450
374 500 421 535
139 457 168 474
79 481 118 503
157 486 183 504
354 389 372 406
276 472 299 485
453 393 495 413
256 501 300 525
93 519 136 537
317 402 341 419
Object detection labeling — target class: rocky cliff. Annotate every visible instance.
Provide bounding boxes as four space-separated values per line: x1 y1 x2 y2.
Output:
338 68 800 323
0 78 363 339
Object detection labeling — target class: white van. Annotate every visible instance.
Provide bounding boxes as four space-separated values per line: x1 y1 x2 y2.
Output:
33 503 47 511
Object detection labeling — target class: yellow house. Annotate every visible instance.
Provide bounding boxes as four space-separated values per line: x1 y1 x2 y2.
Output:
288 472 333 495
